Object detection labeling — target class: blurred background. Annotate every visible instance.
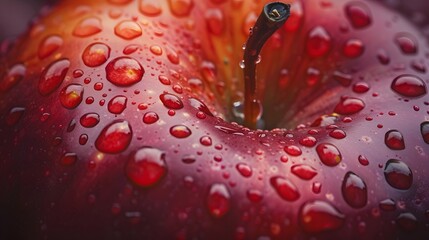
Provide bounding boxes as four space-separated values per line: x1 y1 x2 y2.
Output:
0 0 428 41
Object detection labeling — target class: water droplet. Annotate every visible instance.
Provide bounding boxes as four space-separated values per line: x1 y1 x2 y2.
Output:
391 74 426 97
6 107 25 126
38 59 70 96
341 172 367 208
115 20 142 40
396 212 418 231
108 95 127 114
379 199 396 211
358 155 369 166
316 143 342 166
166 47 180 64
306 68 320 86
329 129 346 139
0 64 26 91
385 130 405 150
299 136 317 147
299 200 345 233
143 111 159 124
60 84 84 109
236 163 252 177
73 17 102 37
377 49 390 65
343 39 364 58
353 82 370 93
306 26 331 58
312 182 322 194
205 8 224 35
284 145 302 156
284 1 303 32
207 183 230 218
170 125 191 138
106 57 144 86
80 112 100 128
168 0 194 17
95 120 132 153
421 122 429 144
38 35 63 59
82 42 111 67
125 147 166 187
291 164 317 180
200 136 212 146
345 2 372 29
395 33 418 55
73 69 84 78
247 189 263 203
150 45 163 56
139 0 162 16
60 152 77 166
79 134 88 145
334 97 365 115
384 159 412 190
160 93 183 109
189 98 213 116
270 176 300 201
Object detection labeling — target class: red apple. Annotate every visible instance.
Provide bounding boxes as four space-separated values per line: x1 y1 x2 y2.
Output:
0 0 428 239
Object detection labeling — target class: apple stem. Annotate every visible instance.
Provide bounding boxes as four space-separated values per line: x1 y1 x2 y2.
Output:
242 2 290 129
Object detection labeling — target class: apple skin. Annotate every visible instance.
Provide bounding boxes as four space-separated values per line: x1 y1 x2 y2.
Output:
0 0 429 239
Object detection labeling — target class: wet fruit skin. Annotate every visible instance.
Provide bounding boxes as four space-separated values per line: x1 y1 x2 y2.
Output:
1 0 429 239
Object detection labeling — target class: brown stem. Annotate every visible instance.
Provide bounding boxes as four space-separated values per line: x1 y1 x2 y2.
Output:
242 2 290 129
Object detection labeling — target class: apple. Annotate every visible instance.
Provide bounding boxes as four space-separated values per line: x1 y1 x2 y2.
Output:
1 0 428 239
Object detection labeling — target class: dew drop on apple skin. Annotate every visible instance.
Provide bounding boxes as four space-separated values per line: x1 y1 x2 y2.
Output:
329 129 346 139
79 134 88 145
391 75 427 97
379 199 396 211
160 93 184 109
108 95 127 114
199 136 212 146
396 213 418 232
352 81 370 93
384 129 405 150
395 33 418 55
38 35 63 59
82 42 111 67
6 107 25 126
205 8 224 35
284 145 302 156
384 159 413 190
170 125 192 138
80 113 100 128
60 152 77 166
1 63 26 91
341 172 367 208
270 176 300 201
246 189 263 203
334 97 365 115
343 39 364 58
142 111 159 124
114 20 142 40
421 122 429 144
306 26 331 58
299 200 345 233
73 17 102 37
236 163 252 178
377 49 390 65
345 2 372 29
38 59 70 96
358 155 369 166
95 120 133 154
291 164 317 180
125 147 167 188
316 143 342 166
299 136 317 147
139 0 162 16
207 183 230 218
105 57 144 86
168 0 194 17
60 84 84 109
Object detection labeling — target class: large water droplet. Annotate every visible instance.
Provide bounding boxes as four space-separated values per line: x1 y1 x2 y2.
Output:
170 125 191 138
421 122 429 144
168 0 194 17
391 75 426 97
160 93 184 109
125 147 167 187
200 136 212 146
60 84 84 109
73 17 102 37
385 130 405 150
143 111 159 124
316 143 342 166
38 59 70 96
207 183 230 218
306 26 331 58
334 97 365 115
345 2 372 29
82 42 111 67
329 129 346 139
299 136 317 147
299 200 345 233
115 21 142 40
139 0 162 16
80 112 100 128
284 145 302 156
341 172 367 208
384 159 412 190
115 102 137 116
395 33 418 55
270 176 300 201
236 163 252 178
291 164 317 180
0 64 26 91
38 35 63 59
95 120 133 153
106 57 144 86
